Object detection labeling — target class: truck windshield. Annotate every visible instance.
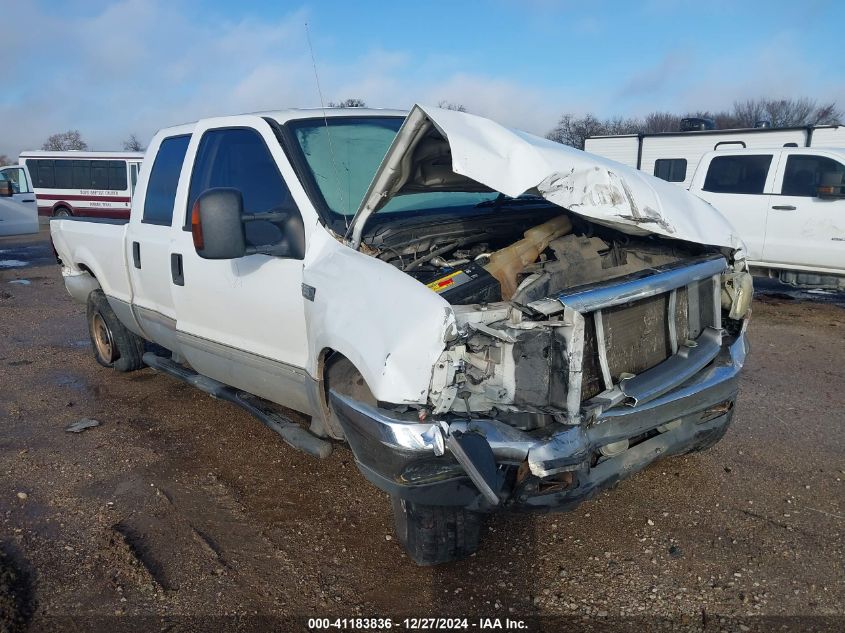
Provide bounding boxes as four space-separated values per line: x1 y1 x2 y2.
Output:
287 116 498 219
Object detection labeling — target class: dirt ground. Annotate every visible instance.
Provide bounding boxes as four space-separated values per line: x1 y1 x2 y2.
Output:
1 228 843 632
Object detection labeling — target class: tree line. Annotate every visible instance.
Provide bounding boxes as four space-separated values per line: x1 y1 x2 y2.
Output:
546 97 843 149
11 96 839 162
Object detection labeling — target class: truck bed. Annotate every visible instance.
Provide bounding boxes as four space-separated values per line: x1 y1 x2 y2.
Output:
50 217 133 305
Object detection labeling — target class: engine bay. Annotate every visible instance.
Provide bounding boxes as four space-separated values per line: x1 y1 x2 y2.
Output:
366 209 720 307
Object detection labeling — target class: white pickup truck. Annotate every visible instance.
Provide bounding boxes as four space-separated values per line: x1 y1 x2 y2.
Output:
690 147 845 290
0 164 38 236
51 105 752 565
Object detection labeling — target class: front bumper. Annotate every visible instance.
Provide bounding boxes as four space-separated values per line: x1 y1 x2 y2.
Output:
330 332 748 512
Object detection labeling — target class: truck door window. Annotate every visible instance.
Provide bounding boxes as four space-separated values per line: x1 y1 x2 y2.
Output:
0 167 31 194
703 155 772 195
142 135 191 226
653 159 687 182
781 155 845 197
186 128 301 249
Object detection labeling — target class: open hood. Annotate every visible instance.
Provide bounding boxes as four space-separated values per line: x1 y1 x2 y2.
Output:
347 104 744 253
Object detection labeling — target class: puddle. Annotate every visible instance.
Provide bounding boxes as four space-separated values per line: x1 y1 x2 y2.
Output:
8 279 31 285
0 260 27 268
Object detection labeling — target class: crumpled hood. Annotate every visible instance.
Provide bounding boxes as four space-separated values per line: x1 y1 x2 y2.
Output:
347 104 744 254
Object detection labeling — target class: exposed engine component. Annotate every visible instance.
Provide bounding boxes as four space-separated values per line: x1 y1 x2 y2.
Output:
482 214 572 299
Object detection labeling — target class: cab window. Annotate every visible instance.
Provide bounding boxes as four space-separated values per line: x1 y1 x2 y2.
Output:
143 135 191 225
703 155 772 195
186 127 302 252
0 167 32 194
781 155 845 197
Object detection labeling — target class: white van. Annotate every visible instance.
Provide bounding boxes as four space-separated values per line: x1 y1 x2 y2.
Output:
0 164 38 236
689 147 845 289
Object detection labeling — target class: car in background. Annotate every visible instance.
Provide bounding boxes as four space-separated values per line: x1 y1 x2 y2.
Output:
0 163 38 236
20 150 143 219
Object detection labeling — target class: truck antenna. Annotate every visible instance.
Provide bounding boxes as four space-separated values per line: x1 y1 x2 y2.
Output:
305 22 347 227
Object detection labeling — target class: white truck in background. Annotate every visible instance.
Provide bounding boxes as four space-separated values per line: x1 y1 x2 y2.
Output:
689 147 845 289
0 163 38 236
586 125 845 290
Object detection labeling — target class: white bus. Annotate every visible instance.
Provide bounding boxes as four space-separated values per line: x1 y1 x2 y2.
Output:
19 150 143 219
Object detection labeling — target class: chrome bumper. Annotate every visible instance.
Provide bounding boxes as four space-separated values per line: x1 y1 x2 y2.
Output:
331 332 748 510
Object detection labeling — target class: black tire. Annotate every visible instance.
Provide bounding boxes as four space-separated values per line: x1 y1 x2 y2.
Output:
686 412 733 454
391 496 483 566
53 206 72 218
86 290 144 372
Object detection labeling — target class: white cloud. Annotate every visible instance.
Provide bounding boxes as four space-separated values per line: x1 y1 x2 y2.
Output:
1 1 842 158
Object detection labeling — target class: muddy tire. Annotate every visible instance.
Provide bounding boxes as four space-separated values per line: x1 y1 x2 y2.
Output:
53 206 72 218
391 496 483 566
87 290 144 372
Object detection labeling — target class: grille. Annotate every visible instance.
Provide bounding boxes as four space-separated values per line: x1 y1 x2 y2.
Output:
581 287 691 401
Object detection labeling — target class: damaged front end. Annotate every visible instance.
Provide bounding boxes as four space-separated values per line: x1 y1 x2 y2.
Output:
331 235 751 512
329 104 752 512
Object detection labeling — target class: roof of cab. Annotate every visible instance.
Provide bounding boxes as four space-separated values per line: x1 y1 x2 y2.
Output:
157 107 408 135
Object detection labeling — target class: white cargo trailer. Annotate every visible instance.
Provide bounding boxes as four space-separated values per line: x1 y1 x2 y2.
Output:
584 124 845 188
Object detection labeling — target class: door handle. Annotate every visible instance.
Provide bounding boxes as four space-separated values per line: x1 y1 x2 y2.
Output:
132 241 141 268
771 205 797 211
22 198 35 203
170 253 184 286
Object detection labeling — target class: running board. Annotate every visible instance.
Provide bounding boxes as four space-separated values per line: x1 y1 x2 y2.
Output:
142 353 332 459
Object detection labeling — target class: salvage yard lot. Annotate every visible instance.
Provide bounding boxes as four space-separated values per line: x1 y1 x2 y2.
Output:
1 228 843 628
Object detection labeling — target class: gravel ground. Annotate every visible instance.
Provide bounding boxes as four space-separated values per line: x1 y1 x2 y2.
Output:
1 229 843 632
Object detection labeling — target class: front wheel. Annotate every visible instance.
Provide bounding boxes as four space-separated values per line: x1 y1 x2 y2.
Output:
53 207 72 218
87 290 145 372
391 496 483 566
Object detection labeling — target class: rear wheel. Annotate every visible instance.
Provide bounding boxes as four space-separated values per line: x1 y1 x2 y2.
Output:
391 496 483 566
87 290 144 372
53 207 72 218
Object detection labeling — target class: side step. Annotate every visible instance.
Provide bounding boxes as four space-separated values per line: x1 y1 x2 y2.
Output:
142 352 332 459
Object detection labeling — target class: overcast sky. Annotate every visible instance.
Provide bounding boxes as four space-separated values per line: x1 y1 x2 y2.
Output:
2 0 843 157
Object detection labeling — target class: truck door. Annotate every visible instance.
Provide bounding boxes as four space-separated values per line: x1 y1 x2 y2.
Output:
124 134 191 352
694 152 776 262
169 121 312 413
763 151 845 272
0 166 38 236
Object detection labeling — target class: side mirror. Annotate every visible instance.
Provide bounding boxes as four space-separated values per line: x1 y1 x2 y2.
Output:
817 172 845 199
191 188 247 259
0 181 13 197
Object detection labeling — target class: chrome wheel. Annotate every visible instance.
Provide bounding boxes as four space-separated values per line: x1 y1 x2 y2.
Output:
91 312 115 362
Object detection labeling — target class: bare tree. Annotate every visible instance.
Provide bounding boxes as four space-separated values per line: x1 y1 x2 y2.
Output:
0 154 12 166
122 134 144 152
437 101 467 112
547 97 843 147
546 113 641 149
642 112 681 134
42 130 88 151
327 98 366 108
725 98 841 128
810 101 842 125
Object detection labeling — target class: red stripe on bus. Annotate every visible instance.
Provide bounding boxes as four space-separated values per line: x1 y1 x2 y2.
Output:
37 193 131 202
